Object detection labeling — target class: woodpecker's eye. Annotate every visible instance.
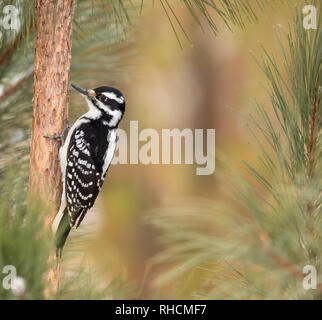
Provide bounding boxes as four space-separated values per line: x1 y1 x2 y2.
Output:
98 94 108 102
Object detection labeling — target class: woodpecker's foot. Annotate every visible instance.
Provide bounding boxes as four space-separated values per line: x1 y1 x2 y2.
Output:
44 134 63 142
44 119 70 144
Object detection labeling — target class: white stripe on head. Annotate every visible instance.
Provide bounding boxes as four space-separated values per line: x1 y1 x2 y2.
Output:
102 92 124 104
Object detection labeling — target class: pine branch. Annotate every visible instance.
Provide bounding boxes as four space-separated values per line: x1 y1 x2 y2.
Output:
0 23 34 68
0 67 33 101
259 232 322 291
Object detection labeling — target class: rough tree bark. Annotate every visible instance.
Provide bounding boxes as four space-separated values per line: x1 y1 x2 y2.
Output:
28 0 77 223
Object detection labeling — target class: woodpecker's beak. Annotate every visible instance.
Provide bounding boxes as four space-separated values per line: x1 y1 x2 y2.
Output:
71 84 96 98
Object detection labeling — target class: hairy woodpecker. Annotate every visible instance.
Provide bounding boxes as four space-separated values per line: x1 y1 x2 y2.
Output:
52 84 125 256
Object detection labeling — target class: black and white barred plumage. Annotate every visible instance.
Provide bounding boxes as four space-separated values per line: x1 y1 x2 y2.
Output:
53 84 125 256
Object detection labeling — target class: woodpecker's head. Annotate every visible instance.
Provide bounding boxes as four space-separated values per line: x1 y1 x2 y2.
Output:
71 84 125 126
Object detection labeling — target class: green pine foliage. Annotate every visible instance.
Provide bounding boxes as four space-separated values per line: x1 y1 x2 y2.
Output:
148 2 321 299
0 169 51 299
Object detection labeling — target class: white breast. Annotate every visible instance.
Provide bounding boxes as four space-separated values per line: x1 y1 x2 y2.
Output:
101 129 117 180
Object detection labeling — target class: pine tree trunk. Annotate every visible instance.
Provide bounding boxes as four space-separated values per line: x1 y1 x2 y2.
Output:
28 0 76 222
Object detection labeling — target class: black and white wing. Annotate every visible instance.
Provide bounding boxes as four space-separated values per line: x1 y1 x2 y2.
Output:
65 124 105 227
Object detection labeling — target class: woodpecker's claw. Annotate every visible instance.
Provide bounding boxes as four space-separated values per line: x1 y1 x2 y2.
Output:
44 119 70 144
44 134 63 142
